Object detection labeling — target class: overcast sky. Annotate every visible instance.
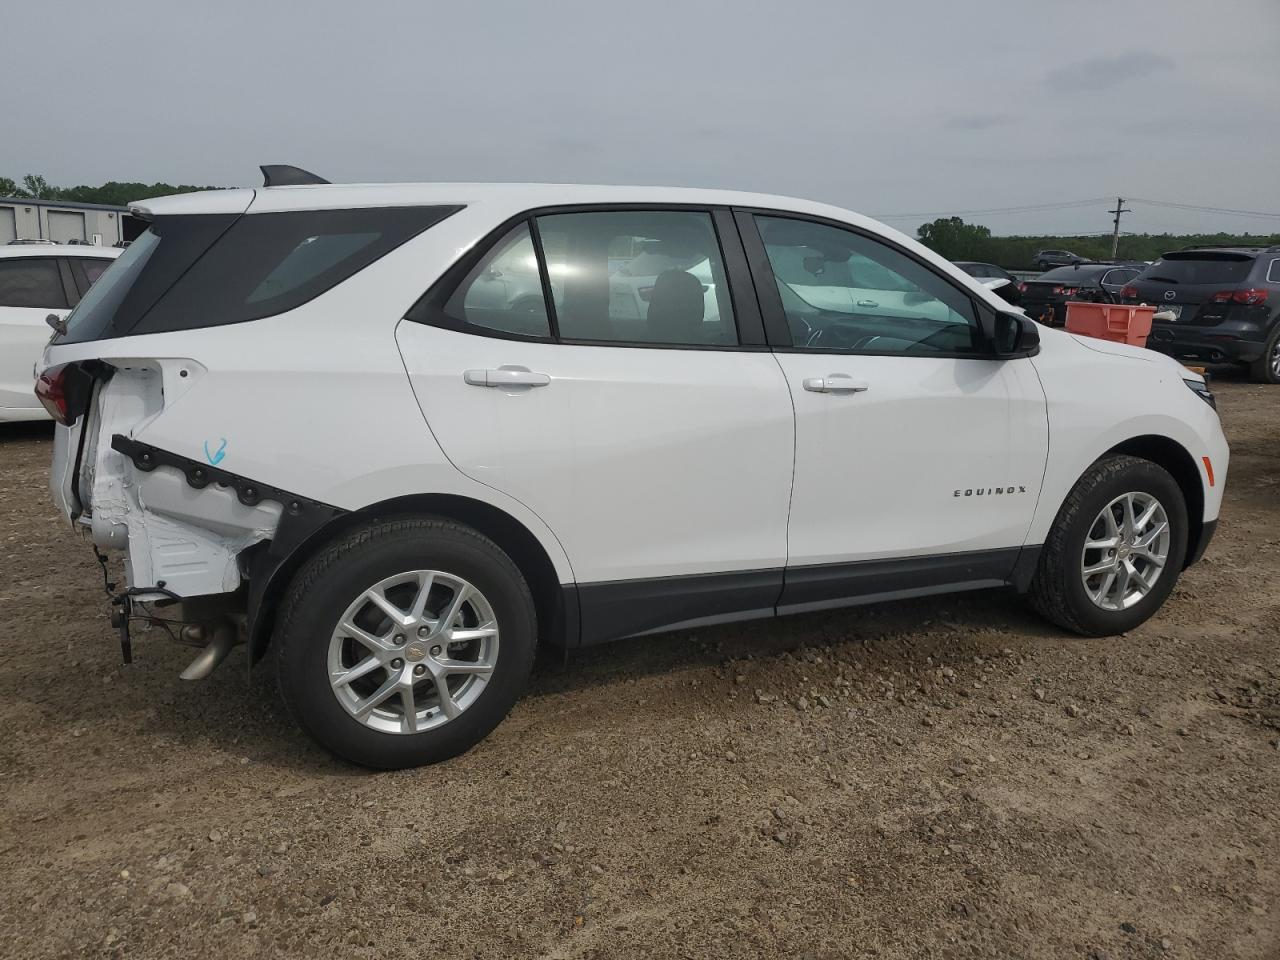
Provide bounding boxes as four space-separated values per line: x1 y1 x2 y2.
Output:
4 0 1278 236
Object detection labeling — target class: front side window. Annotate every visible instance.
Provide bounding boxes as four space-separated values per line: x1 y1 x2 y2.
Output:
755 216 979 354
443 223 550 338
535 210 737 346
0 258 67 308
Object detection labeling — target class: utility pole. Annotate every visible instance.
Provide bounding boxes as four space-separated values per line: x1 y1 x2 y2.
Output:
1109 197 1131 260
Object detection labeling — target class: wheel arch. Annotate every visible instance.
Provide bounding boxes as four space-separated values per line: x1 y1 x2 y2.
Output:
247 493 577 662
1101 434 1204 568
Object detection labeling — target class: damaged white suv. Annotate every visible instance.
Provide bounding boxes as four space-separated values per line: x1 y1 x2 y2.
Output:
41 167 1228 768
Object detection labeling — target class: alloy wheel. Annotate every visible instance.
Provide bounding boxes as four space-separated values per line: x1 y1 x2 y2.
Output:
1080 492 1171 611
326 570 499 735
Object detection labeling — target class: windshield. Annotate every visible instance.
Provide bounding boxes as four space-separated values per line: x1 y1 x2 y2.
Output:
58 230 161 343
1139 254 1255 285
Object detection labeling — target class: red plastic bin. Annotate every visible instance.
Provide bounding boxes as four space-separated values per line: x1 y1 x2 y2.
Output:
1063 301 1155 347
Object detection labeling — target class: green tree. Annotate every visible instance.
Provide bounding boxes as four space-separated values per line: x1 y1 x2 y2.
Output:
916 217 992 260
0 176 19 198
20 174 57 199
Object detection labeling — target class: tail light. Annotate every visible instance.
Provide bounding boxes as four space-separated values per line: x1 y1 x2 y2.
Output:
35 364 71 424
1120 285 1138 299
1211 287 1269 305
1017 282 1026 293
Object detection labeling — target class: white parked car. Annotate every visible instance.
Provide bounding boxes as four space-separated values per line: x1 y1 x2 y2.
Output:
39 171 1228 768
0 244 120 421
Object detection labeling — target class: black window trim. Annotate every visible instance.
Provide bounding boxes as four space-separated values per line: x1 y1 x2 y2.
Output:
56 258 80 307
733 207 1008 360
0 255 71 310
405 202 770 352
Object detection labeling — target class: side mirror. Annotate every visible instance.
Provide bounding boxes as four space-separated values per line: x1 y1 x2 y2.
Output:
991 312 1040 358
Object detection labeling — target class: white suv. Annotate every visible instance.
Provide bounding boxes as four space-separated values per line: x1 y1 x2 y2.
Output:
39 171 1228 768
0 243 120 421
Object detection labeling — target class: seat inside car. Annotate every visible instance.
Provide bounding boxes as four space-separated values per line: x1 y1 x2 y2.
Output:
645 269 705 343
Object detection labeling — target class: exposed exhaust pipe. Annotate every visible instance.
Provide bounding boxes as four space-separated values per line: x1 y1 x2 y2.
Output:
180 620 238 681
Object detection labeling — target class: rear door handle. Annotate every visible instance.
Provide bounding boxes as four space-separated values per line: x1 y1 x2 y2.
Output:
464 368 551 388
856 299 879 308
803 374 869 394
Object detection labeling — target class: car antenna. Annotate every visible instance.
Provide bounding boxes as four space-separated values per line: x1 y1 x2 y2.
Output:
260 165 330 187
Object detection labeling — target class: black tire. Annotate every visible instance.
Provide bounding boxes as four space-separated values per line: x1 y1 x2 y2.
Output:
1037 260 1050 272
1030 455 1188 636
1248 324 1280 384
274 516 536 769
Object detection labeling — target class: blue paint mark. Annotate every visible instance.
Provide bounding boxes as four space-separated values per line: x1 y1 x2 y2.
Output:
204 438 227 466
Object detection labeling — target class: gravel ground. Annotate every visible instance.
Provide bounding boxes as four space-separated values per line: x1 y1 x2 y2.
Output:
1 374 1277 960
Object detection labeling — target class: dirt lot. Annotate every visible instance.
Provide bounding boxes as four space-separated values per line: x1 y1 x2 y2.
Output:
1 376 1277 960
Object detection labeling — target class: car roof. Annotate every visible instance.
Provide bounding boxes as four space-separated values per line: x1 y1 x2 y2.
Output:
133 182 887 223
1172 246 1275 256
129 182 1020 316
0 244 122 260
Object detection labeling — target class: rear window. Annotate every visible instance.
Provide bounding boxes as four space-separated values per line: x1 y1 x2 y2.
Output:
1035 266 1104 283
1139 252 1255 286
57 205 460 343
0 257 67 308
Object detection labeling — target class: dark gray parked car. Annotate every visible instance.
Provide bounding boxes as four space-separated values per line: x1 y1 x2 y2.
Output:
1033 249 1090 271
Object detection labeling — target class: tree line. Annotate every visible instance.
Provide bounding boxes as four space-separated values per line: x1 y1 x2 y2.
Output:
916 216 1279 270
0 173 220 207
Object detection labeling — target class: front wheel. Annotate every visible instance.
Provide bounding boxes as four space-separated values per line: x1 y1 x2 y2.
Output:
1030 455 1188 636
275 517 537 768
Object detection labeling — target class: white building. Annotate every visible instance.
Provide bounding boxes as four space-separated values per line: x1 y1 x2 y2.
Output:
0 196 129 246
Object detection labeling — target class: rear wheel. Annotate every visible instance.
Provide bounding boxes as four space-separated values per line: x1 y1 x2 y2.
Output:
1248 324 1280 384
1037 260 1050 272
1030 455 1187 636
275 517 536 768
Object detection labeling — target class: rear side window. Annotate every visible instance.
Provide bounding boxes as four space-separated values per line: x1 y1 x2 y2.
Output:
57 206 460 343
1140 253 1255 286
443 223 551 338
0 258 67 308
536 209 737 346
1268 259 1280 283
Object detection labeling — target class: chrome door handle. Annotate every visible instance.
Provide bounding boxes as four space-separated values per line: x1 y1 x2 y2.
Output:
803 374 869 394
464 368 551 388
856 299 879 308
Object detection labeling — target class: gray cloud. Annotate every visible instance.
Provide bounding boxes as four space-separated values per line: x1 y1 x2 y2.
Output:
945 114 1020 131
0 1 1275 236
1043 53 1176 92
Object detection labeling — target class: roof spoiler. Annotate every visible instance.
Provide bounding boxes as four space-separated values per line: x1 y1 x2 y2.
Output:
260 165 330 187
1176 243 1268 252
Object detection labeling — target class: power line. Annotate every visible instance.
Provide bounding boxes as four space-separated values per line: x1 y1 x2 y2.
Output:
871 198 1110 220
1127 197 1280 220
872 196 1280 221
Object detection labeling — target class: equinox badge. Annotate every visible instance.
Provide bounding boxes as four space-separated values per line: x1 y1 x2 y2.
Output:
954 486 1028 497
